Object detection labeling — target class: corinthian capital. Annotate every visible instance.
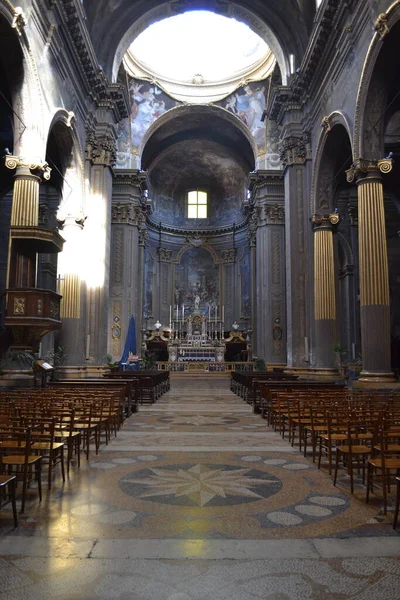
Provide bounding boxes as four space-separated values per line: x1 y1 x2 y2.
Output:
345 157 393 183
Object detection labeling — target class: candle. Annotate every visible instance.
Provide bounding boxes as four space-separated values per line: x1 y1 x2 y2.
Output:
169 305 172 327
182 304 184 324
208 303 210 322
222 305 224 323
215 305 217 324
304 337 309 362
176 304 178 321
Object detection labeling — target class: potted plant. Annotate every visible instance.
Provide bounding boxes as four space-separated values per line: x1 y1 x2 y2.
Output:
253 357 266 371
106 354 119 372
44 346 68 380
0 349 35 386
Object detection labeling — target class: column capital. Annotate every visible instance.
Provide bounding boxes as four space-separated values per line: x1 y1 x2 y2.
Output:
85 131 116 168
246 207 259 247
279 132 312 169
5 155 52 181
57 214 86 229
311 213 340 230
345 157 393 183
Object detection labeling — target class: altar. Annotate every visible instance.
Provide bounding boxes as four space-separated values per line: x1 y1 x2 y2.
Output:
168 314 225 363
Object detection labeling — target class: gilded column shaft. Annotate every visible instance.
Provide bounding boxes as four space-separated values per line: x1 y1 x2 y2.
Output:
345 158 396 384
59 274 80 319
314 228 336 320
311 214 338 373
5 157 51 227
10 173 40 227
358 177 389 306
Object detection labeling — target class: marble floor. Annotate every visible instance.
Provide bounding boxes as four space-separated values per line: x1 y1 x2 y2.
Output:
0 375 399 599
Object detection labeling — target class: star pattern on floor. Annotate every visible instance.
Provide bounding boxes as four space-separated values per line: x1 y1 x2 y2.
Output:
158 415 238 426
125 463 277 506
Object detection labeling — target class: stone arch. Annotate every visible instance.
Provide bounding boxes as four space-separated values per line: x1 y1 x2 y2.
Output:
45 110 85 222
141 104 257 173
353 1 400 159
0 0 45 160
175 243 219 266
311 113 353 215
336 231 354 269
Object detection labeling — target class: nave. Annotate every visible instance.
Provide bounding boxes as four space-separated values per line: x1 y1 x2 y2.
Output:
0 376 399 600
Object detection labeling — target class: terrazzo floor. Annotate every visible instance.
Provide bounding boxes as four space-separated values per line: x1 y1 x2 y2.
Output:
0 374 399 599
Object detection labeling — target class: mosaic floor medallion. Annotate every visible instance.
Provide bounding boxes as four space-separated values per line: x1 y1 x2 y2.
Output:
119 463 282 507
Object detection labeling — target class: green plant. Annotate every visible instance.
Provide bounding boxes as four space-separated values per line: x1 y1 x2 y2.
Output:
106 354 119 370
43 346 68 380
333 344 347 366
0 349 35 374
143 350 156 369
45 346 68 367
253 357 266 371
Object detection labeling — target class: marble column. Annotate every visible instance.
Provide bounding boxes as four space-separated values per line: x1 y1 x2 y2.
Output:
312 213 339 376
346 158 397 386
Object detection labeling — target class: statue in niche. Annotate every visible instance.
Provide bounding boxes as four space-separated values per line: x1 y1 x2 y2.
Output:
194 294 200 311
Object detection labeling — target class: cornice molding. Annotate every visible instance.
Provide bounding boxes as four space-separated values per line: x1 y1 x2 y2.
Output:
56 0 129 120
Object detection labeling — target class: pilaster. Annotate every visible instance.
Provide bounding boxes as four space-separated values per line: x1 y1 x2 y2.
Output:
249 171 286 364
109 171 148 360
84 125 116 364
280 133 312 369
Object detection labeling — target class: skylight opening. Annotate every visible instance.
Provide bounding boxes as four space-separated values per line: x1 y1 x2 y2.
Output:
129 11 269 83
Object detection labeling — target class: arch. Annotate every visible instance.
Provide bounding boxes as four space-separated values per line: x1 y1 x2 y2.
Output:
311 112 353 214
336 231 354 268
44 114 85 222
111 2 291 85
175 242 219 266
353 1 400 159
0 1 45 161
140 104 257 172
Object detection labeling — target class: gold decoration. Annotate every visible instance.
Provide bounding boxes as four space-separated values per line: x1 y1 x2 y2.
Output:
5 155 52 181
311 213 340 228
321 116 332 132
346 158 393 183
314 228 336 320
11 7 26 35
14 297 25 315
375 13 389 39
49 300 60 319
358 179 389 306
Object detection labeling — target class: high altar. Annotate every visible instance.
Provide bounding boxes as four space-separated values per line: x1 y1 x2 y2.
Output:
168 313 225 363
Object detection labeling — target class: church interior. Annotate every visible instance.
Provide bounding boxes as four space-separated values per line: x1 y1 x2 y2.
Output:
0 0 400 598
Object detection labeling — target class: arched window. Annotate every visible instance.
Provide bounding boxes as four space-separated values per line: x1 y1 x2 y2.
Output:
188 190 207 218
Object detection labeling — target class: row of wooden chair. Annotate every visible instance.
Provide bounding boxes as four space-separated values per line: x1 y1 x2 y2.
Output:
258 388 400 519
0 385 129 521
